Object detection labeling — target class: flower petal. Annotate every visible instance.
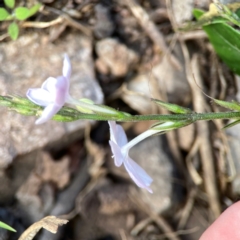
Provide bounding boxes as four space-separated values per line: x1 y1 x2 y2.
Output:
124 157 153 193
42 77 58 93
54 76 69 106
109 140 124 167
108 121 117 142
26 88 54 106
42 76 69 106
62 54 71 80
35 103 61 124
108 121 128 147
116 124 128 147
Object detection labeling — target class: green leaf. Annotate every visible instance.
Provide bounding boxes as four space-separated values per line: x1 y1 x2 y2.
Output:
0 8 10 21
14 7 30 20
183 3 240 31
205 25 240 75
223 119 240 129
4 0 15 9
193 9 240 75
8 22 19 40
151 98 193 114
192 9 205 19
212 99 240 111
28 3 41 17
151 120 193 131
0 221 16 232
198 3 240 26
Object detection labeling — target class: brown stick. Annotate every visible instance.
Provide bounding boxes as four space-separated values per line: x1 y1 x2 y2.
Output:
122 0 181 70
187 52 221 219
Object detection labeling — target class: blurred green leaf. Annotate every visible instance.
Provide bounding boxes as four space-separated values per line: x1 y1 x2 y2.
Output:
182 3 240 31
193 9 240 75
223 119 240 129
151 120 193 131
212 98 240 111
151 98 192 114
0 221 16 232
28 3 41 17
0 8 10 21
15 7 30 20
192 9 205 19
8 22 19 40
199 3 240 25
4 0 15 9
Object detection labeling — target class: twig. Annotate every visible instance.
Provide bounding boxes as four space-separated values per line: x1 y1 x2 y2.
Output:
166 30 207 42
18 216 68 240
166 0 221 219
0 33 9 41
21 17 63 28
122 0 181 70
151 227 199 240
190 54 221 218
45 6 92 37
129 188 181 240
130 217 152 236
186 138 203 185
177 189 196 229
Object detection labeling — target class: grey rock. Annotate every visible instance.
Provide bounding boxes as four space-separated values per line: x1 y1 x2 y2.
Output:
152 43 191 105
94 4 114 39
129 135 184 214
172 0 194 24
121 74 160 114
95 38 138 77
0 33 103 168
0 150 38 204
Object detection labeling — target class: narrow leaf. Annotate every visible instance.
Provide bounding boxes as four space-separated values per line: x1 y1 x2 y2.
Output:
151 120 193 131
0 221 16 232
192 9 205 19
8 22 19 40
4 0 15 9
193 9 240 75
151 98 193 114
223 119 240 129
28 3 41 17
213 99 240 111
0 8 10 21
14 7 30 20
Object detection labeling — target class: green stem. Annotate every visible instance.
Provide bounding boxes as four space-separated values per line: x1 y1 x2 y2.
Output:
73 111 240 122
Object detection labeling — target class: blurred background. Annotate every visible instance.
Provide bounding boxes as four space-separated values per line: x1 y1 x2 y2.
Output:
0 0 240 239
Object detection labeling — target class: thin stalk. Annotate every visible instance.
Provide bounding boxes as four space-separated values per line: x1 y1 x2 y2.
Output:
72 111 240 122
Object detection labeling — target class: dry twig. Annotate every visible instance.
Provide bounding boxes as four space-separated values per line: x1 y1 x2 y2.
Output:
129 188 181 240
20 17 63 28
166 0 221 219
20 5 91 37
122 0 181 70
190 54 221 218
18 216 68 240
177 189 197 229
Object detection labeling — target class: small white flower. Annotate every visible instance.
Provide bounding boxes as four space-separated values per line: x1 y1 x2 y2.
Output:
108 121 155 193
27 54 72 124
27 54 122 124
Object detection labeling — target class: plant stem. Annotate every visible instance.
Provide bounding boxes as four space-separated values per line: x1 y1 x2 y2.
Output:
74 111 240 122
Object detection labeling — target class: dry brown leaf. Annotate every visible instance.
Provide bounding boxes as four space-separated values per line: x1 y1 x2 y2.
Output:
18 216 68 240
40 152 70 189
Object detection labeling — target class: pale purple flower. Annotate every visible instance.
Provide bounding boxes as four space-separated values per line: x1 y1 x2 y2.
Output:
27 54 72 124
27 54 122 124
108 121 155 193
